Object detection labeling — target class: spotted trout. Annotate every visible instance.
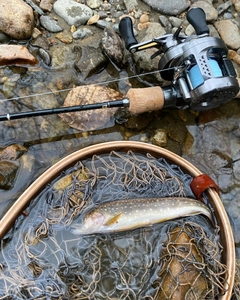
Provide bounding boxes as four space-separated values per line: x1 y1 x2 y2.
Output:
72 197 213 235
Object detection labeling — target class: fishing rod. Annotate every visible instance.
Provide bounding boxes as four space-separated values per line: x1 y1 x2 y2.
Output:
0 7 239 122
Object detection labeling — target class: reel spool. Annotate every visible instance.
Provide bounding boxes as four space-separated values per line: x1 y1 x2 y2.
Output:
119 8 239 111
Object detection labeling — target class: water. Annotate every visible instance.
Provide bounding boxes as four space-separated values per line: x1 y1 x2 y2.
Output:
0 151 226 299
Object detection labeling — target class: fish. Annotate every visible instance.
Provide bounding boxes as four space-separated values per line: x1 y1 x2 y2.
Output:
72 197 213 235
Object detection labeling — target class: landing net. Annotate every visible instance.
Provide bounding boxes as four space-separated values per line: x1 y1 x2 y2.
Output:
0 150 227 299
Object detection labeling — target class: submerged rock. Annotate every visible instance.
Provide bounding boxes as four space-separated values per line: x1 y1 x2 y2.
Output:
59 85 123 131
0 144 27 190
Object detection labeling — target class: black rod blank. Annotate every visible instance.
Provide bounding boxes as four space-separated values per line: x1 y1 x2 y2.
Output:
0 98 130 122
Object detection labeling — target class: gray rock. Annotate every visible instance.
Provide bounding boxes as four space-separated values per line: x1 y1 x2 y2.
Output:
40 15 63 33
96 20 111 29
134 23 166 73
53 0 93 26
217 0 232 14
39 0 53 12
73 28 93 39
74 44 108 79
123 0 138 12
142 0 190 15
169 17 182 28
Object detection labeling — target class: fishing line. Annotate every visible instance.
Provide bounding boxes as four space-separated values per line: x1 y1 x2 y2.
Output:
0 67 177 103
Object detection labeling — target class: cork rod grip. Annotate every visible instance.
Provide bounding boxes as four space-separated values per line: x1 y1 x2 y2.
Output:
126 86 165 115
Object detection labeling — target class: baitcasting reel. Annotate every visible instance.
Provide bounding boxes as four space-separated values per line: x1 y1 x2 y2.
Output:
119 7 239 111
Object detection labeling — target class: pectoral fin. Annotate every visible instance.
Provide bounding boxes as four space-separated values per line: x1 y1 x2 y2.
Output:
104 212 122 226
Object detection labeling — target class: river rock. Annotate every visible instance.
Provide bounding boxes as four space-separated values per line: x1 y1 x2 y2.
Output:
134 23 166 72
0 45 38 66
86 0 102 9
123 0 138 12
73 28 93 39
74 44 107 79
40 15 63 33
0 0 34 39
40 0 53 12
53 0 93 26
0 144 27 190
214 20 240 49
0 161 19 190
142 0 190 15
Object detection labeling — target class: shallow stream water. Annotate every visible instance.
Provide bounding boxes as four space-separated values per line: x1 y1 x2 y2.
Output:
0 1 240 297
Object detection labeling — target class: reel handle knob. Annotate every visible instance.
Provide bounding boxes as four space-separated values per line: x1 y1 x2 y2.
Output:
119 17 138 50
187 8 209 35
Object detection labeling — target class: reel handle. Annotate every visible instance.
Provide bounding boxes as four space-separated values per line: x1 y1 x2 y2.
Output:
119 17 138 50
187 8 209 35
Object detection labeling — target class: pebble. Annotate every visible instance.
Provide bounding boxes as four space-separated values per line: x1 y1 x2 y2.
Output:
87 14 100 25
73 28 93 39
40 15 63 33
55 31 73 44
96 20 112 29
169 17 182 28
39 0 53 12
86 0 102 9
53 0 93 26
139 14 149 23
151 129 167 147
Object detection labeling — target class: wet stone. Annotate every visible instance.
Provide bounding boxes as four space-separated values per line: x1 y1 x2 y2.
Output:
0 161 19 190
124 113 153 130
72 28 93 39
40 15 63 33
101 27 125 70
55 31 73 44
74 44 107 79
151 129 167 147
